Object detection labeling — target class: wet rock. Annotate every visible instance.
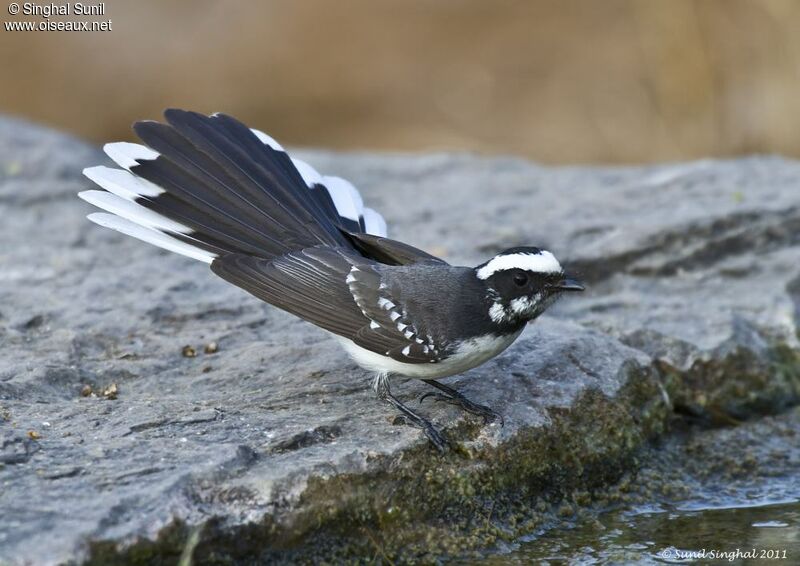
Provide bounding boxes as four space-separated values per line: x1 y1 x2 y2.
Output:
498 406 800 563
0 117 798 564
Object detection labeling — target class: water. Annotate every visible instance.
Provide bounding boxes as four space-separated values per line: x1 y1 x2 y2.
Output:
498 500 800 564
484 409 800 565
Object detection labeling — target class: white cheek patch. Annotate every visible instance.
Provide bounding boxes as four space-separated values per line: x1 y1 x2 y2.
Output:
476 251 562 280
488 302 507 324
490 292 546 324
509 293 543 316
509 296 533 315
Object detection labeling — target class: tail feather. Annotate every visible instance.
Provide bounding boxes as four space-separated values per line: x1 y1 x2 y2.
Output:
81 109 388 264
362 208 387 237
319 176 363 232
103 142 159 171
78 190 191 234
87 213 216 264
84 162 287 258
156 109 344 244
83 165 163 200
249 128 284 151
131 120 304 256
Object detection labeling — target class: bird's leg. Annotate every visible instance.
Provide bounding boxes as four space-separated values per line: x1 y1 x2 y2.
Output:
420 379 504 426
373 373 449 452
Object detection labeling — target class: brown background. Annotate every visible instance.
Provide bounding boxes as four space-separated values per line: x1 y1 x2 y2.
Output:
2 0 799 164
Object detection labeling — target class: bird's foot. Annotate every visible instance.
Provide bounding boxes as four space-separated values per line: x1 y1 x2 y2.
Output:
392 411 450 452
423 423 449 452
375 374 449 452
420 380 504 426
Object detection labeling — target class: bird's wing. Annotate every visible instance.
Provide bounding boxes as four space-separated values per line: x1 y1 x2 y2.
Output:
80 110 449 357
343 232 448 266
211 247 446 364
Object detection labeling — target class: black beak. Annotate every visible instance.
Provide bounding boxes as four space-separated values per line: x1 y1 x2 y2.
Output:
550 277 585 292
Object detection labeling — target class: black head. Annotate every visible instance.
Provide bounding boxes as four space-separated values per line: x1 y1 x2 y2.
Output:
474 247 584 325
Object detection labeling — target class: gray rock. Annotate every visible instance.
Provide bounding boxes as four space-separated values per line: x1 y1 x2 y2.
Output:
0 117 798 564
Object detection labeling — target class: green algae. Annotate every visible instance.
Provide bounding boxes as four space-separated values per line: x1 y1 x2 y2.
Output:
84 343 800 565
500 406 800 563
659 344 800 425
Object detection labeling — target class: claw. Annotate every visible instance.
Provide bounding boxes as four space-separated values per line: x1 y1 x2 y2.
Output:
479 407 504 427
419 392 452 405
375 373 450 451
459 399 503 426
422 424 449 453
419 392 437 404
420 379 505 427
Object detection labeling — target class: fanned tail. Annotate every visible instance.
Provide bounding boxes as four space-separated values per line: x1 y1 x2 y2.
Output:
79 109 387 263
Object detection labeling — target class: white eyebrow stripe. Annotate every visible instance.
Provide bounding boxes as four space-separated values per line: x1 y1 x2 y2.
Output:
476 251 562 280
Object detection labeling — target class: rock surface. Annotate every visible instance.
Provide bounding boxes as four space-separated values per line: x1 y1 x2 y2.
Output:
0 117 798 564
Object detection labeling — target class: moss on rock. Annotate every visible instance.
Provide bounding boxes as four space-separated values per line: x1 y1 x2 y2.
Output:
83 340 800 565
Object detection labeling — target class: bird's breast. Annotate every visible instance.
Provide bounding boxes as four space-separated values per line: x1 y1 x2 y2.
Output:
336 328 524 379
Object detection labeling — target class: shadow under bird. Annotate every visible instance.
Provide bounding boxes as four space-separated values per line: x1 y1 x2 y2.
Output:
79 109 584 451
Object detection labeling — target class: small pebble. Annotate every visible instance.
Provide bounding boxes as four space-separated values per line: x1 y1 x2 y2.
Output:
28 430 40 440
102 383 118 400
182 345 197 358
80 384 93 397
204 342 218 354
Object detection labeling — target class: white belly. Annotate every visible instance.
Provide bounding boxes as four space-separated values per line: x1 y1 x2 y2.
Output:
336 329 524 379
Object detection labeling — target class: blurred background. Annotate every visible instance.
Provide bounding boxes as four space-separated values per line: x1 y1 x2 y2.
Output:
2 0 799 164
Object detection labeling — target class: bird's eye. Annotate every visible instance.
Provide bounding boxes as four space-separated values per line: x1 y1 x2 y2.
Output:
512 272 528 287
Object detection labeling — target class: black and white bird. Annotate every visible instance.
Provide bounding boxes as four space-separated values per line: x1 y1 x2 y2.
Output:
79 109 584 451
